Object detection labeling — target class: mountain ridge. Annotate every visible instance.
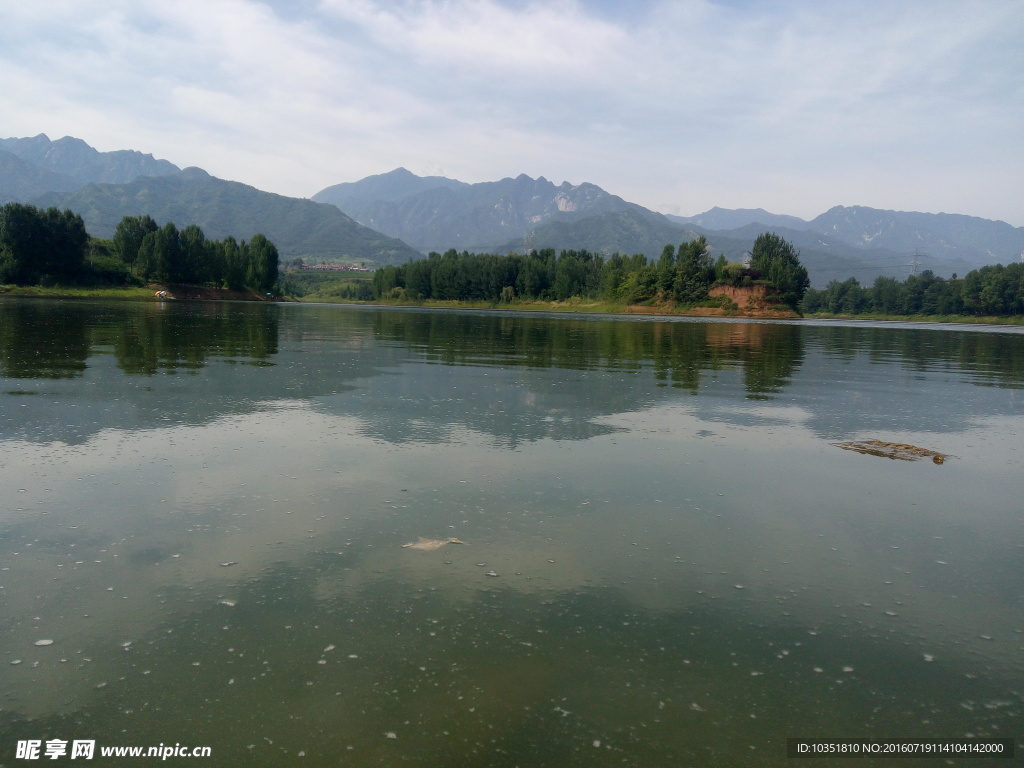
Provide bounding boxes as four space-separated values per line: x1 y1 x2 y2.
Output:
39 168 421 264
5 133 1023 281
0 149 83 203
668 206 814 232
313 167 468 211
313 168 1024 282
315 169 658 253
0 133 180 187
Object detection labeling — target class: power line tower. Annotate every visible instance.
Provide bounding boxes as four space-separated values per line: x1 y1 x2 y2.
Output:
906 248 924 276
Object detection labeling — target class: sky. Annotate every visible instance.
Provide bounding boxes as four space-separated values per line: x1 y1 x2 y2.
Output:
2 0 1022 225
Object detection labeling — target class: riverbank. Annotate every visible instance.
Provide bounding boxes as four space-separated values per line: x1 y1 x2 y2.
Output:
0 284 274 302
299 284 803 319
300 295 801 319
306 297 1024 325
5 283 1023 325
802 311 1024 326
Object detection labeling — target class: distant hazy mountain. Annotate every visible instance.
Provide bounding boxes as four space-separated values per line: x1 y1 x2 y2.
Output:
314 165 1024 284
495 209 912 287
809 205 1024 266
8 133 1021 281
313 167 468 210
497 208 699 259
695 223 978 288
40 168 421 264
0 149 82 203
667 205 1023 277
669 206 813 232
313 170 645 252
0 133 179 187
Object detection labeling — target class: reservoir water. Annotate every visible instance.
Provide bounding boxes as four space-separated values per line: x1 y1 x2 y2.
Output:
1 299 1022 766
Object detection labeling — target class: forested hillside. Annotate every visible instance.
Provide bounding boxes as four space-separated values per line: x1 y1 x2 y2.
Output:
40 168 421 265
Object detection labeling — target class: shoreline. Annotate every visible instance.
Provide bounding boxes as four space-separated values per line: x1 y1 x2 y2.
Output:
4 284 1023 325
0 284 274 302
299 297 1024 326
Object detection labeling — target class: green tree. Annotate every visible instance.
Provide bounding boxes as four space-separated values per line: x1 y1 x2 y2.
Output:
405 258 433 299
0 203 45 284
373 264 404 298
750 233 810 310
139 223 182 282
246 233 279 293
221 236 245 290
179 224 209 284
0 203 88 285
673 236 713 303
112 215 159 271
656 244 676 294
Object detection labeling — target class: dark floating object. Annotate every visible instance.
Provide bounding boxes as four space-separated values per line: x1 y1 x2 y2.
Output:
833 440 949 464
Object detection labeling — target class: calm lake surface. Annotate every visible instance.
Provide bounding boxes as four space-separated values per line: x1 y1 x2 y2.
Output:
1 299 1022 767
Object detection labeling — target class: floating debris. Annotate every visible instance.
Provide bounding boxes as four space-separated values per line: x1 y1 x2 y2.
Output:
10 659 22 665
923 654 935 662
485 571 499 577
401 537 465 551
34 639 54 646
219 600 237 607
385 732 397 739
832 440 948 464
219 562 238 567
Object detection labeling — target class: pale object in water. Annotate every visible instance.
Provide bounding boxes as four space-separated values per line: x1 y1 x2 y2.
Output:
401 537 465 551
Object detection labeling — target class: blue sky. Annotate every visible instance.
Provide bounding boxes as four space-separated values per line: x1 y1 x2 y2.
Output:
2 0 1022 225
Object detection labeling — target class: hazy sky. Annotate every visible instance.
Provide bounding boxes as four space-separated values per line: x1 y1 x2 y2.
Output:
2 0 1021 225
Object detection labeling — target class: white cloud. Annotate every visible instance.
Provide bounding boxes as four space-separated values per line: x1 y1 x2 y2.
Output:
0 0 1021 223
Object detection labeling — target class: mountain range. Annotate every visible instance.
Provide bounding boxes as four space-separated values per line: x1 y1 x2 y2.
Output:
4 133 1023 286
313 169 1024 285
312 167 658 254
3 134 419 264
1 134 179 189
37 166 419 264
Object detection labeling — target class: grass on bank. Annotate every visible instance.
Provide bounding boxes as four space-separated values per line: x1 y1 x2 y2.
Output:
803 311 1024 326
295 291 1024 324
0 283 271 302
0 284 160 300
6 280 1024 326
297 290 785 316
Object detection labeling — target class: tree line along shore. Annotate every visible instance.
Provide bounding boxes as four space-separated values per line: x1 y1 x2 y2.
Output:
0 203 278 295
3 202 1023 321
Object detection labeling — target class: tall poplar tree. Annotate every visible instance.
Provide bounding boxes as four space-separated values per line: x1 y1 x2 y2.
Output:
750 233 810 309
